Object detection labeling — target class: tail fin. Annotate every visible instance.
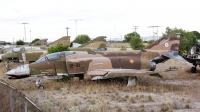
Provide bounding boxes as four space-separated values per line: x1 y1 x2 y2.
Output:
144 37 180 51
145 37 193 66
144 37 180 56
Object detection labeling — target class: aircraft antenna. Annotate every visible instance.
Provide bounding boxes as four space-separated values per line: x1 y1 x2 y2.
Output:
21 23 28 42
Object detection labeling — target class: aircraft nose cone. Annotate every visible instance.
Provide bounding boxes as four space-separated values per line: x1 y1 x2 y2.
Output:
0 54 2 62
6 64 30 77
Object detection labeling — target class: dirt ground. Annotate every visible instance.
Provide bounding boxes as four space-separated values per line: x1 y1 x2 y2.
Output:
1 60 200 112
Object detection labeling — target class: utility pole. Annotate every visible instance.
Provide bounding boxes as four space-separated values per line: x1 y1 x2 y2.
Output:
148 26 160 40
68 19 83 37
21 23 28 42
65 27 69 36
133 26 139 37
30 30 31 42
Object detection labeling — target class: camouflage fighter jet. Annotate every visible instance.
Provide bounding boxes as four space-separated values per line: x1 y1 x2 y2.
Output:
6 48 192 87
0 46 46 63
145 36 199 73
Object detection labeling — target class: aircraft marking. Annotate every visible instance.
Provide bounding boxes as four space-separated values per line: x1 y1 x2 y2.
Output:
93 63 103 65
69 63 80 68
165 43 169 47
130 59 134 64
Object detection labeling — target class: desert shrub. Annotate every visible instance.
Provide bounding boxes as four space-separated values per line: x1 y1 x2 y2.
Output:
120 46 126 51
47 43 70 54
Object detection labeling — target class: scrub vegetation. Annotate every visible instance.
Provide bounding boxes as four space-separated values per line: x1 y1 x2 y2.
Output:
1 60 200 112
47 43 70 54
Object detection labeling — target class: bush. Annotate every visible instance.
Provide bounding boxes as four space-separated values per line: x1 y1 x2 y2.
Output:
47 43 70 54
16 40 25 45
73 34 91 44
129 36 144 50
147 40 154 44
31 38 40 44
120 46 126 51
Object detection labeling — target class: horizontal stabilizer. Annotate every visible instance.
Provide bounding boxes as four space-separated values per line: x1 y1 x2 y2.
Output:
152 50 193 67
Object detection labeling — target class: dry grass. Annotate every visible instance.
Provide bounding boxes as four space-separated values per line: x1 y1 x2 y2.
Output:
0 61 200 112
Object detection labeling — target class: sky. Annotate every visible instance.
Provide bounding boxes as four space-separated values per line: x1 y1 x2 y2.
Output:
0 0 200 43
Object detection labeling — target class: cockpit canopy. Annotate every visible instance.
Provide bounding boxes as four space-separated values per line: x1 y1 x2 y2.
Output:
36 51 75 63
6 47 33 54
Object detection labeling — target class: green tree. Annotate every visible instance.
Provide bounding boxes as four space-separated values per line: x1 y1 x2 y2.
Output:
73 34 91 44
129 36 144 50
192 31 200 39
47 43 70 54
16 40 25 45
31 38 40 44
163 27 197 55
124 32 144 50
124 32 140 42
147 40 154 44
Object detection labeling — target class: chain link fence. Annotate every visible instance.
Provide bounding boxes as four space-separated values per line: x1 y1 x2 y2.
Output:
0 80 43 112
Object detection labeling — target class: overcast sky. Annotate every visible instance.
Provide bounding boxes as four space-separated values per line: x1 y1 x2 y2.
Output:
0 0 199 42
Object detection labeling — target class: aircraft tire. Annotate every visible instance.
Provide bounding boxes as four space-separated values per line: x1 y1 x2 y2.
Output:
190 67 196 73
38 85 44 89
79 74 84 80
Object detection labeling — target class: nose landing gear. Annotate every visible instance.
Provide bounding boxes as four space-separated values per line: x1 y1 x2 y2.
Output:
36 76 44 89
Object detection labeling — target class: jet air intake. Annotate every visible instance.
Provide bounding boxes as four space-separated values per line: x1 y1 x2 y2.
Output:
149 61 156 71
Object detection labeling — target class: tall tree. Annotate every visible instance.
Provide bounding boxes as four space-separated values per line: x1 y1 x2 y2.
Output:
124 32 144 50
73 34 91 44
163 27 197 55
192 31 200 39
124 32 140 42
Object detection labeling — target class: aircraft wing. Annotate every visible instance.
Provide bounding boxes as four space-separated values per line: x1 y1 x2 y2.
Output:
152 50 193 67
86 69 168 79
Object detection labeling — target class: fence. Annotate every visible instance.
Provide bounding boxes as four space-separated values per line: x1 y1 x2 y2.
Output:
0 79 43 112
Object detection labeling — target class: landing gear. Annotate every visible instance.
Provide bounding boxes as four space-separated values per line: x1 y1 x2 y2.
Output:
190 66 196 73
127 76 138 86
36 76 44 89
6 60 10 71
78 74 84 80
74 74 84 80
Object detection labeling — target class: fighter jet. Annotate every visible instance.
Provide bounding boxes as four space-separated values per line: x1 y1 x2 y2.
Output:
0 46 46 63
6 48 192 87
182 42 200 73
